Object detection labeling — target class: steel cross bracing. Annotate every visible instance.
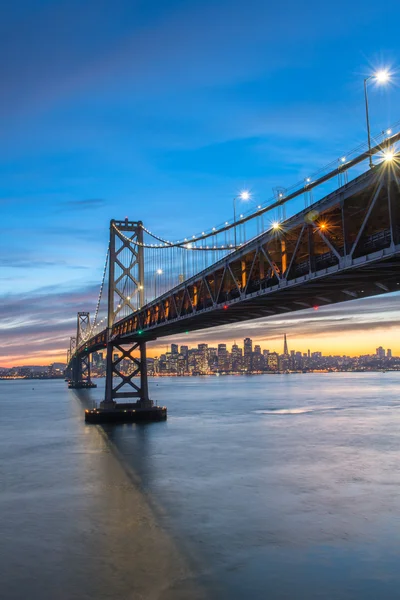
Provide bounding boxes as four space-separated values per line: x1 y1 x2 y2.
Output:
77 313 91 385
77 312 90 344
108 219 145 323
66 157 400 416
67 313 97 388
65 336 76 380
102 219 151 408
72 161 400 361
99 162 399 344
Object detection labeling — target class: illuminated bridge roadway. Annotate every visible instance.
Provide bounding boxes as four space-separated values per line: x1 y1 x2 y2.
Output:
66 134 400 421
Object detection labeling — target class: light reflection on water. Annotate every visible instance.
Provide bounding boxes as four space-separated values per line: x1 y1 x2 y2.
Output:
1 373 400 599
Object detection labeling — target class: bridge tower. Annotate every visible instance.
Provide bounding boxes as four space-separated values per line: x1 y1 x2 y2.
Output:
65 336 76 381
68 314 97 388
101 219 153 411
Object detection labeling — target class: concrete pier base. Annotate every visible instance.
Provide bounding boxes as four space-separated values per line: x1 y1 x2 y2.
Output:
85 401 167 424
68 381 97 389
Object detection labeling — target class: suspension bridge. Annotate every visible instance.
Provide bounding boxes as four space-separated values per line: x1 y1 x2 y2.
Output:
66 130 400 423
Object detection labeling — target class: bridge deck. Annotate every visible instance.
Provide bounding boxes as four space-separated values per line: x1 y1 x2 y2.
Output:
79 162 400 355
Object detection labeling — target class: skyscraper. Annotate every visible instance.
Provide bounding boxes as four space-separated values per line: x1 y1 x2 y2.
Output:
253 345 264 371
243 337 253 371
218 344 229 371
198 344 208 373
179 345 188 358
267 352 279 371
231 343 243 372
283 333 289 356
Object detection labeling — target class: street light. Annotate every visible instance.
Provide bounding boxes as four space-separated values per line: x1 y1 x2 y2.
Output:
154 269 162 298
364 69 390 168
233 190 251 248
382 149 395 162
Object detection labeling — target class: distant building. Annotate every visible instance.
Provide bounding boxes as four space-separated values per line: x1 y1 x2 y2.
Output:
376 346 385 359
180 345 189 370
218 344 229 371
283 334 289 356
198 344 208 373
267 352 279 371
231 344 243 372
244 337 253 371
252 350 264 371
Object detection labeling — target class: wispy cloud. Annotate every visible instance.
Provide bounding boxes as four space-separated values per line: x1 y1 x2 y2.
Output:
1 282 400 366
150 293 400 352
0 257 90 269
0 281 106 365
56 198 107 212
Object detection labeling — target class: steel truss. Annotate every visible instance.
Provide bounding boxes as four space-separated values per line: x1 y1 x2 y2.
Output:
71 162 400 366
107 163 400 341
102 219 151 408
69 315 96 388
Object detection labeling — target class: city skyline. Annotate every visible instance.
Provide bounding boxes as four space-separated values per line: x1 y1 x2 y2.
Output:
2 1 400 366
3 334 398 378
2 332 398 370
2 301 400 367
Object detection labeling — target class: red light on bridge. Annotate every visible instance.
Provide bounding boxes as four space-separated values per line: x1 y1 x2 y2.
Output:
313 306 319 311
223 304 229 310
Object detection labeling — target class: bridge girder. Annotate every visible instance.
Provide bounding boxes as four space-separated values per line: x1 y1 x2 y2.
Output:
74 162 400 356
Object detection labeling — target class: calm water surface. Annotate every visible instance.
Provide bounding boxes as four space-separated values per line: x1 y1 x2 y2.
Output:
1 373 400 599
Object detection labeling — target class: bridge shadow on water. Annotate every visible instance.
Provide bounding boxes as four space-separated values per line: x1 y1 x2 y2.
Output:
69 386 210 600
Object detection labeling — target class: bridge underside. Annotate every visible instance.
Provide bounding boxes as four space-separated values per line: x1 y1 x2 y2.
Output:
77 163 400 355
112 252 400 340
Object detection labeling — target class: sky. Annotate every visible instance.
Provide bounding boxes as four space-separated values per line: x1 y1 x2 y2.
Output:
1 0 400 366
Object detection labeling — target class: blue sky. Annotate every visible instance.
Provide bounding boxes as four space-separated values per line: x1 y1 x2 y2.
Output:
1 0 400 364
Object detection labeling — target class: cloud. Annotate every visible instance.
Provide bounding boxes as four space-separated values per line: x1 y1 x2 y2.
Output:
1 280 400 367
56 198 107 213
0 257 90 269
149 293 400 350
0 282 102 364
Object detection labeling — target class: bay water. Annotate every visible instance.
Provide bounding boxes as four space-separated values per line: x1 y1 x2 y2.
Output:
1 373 400 599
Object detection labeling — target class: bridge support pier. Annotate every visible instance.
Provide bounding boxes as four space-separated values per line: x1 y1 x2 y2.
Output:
68 353 97 389
87 339 166 423
68 316 97 389
101 339 153 409
86 218 166 423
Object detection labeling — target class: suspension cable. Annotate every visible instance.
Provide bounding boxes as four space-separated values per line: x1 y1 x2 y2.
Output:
84 244 110 340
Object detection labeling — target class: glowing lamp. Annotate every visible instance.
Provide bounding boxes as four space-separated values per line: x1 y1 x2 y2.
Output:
383 149 395 162
375 70 390 83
